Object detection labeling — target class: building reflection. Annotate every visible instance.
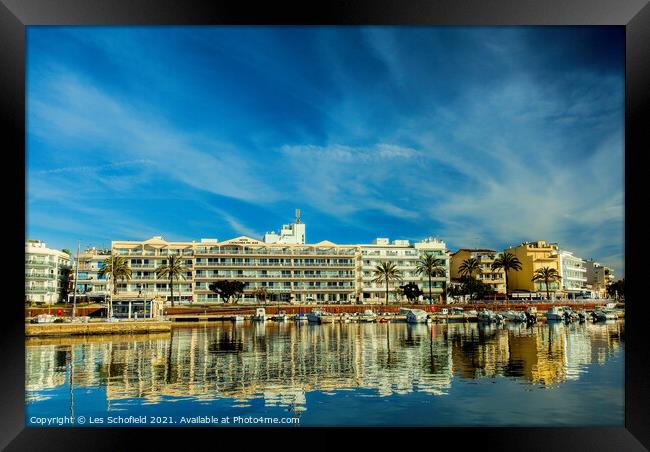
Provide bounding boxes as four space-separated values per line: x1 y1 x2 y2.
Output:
26 320 624 411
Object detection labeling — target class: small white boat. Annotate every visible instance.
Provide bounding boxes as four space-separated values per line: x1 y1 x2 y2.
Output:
340 313 352 323
478 309 496 323
503 310 527 322
359 309 377 322
405 308 429 323
603 303 624 318
34 314 56 324
591 308 617 321
71 316 91 323
561 307 578 322
294 313 308 322
252 308 267 322
525 306 538 323
271 310 288 321
231 315 244 322
307 309 335 323
546 306 565 321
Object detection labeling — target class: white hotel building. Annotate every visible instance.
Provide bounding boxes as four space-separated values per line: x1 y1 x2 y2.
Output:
361 237 450 303
107 212 450 305
558 250 588 295
25 240 72 305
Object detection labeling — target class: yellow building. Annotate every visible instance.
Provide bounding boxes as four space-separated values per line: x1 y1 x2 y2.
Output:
503 241 561 296
449 249 506 293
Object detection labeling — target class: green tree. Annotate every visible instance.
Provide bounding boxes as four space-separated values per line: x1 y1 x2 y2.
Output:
209 280 245 304
415 253 447 304
531 266 562 301
253 287 269 304
491 252 523 302
460 276 495 300
399 282 423 303
156 254 190 307
607 279 624 300
98 255 132 317
372 262 403 305
458 257 481 278
447 284 464 303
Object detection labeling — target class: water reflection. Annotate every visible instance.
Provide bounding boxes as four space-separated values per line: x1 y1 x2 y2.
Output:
26 321 624 415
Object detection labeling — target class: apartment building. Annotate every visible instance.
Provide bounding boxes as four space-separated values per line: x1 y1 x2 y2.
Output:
583 259 615 298
111 236 195 304
193 236 357 304
25 240 72 305
72 247 112 302
504 240 561 295
360 237 450 304
103 214 449 305
449 249 506 293
558 250 588 295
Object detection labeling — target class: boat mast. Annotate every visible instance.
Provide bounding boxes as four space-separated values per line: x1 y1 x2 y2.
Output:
72 241 80 319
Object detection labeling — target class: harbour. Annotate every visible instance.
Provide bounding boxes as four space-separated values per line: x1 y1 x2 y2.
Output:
25 318 624 427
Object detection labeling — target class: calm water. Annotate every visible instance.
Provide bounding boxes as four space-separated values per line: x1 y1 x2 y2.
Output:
25 320 624 427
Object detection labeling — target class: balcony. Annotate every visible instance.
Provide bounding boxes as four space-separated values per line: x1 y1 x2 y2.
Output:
25 260 50 267
26 273 53 280
194 261 354 268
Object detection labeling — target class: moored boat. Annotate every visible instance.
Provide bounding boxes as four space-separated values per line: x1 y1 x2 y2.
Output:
271 310 288 321
359 309 377 322
404 308 429 323
561 307 578 322
307 309 335 323
33 314 56 324
578 310 588 322
591 307 617 321
546 306 565 321
478 309 497 323
231 315 244 322
252 308 267 322
524 306 538 323
503 310 527 322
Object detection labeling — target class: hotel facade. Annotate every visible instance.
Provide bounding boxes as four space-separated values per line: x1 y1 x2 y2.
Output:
503 241 562 296
71 247 113 302
106 213 450 305
558 250 588 295
583 259 615 298
25 240 72 305
449 249 506 294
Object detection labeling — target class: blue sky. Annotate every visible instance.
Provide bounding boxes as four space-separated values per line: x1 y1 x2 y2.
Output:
26 26 624 277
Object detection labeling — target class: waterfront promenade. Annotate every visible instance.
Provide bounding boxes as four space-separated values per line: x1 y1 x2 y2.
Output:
24 300 622 336
25 319 172 337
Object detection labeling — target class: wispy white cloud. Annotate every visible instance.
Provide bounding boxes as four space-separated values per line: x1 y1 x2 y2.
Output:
29 70 278 204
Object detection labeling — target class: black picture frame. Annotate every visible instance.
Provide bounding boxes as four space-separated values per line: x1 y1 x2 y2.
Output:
2 0 648 450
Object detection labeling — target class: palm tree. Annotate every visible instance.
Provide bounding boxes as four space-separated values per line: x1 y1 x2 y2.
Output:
98 255 132 318
372 261 403 305
415 252 447 304
531 267 562 301
253 287 269 305
490 252 522 303
156 254 190 308
458 257 481 278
